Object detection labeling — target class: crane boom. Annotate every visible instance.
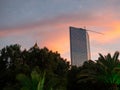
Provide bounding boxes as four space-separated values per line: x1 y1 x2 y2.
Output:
85 29 104 35
83 26 104 35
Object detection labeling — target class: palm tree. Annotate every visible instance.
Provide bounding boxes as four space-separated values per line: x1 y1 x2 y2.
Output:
16 70 46 90
78 51 120 90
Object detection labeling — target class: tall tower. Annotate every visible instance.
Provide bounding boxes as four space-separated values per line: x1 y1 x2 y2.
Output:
70 26 91 66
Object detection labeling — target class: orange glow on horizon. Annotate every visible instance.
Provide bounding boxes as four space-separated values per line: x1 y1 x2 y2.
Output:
0 12 120 60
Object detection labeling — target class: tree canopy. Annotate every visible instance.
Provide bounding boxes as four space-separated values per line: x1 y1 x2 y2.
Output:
0 44 120 90
0 44 69 90
78 51 120 90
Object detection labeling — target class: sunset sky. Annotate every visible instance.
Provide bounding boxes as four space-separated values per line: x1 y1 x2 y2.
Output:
0 0 120 61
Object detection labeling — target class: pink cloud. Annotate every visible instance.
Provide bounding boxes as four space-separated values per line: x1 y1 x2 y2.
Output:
0 10 120 60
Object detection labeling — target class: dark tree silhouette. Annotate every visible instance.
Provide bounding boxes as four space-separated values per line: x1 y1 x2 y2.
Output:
0 44 70 90
78 51 120 90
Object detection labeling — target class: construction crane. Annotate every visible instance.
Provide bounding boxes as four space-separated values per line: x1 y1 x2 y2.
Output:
84 26 104 35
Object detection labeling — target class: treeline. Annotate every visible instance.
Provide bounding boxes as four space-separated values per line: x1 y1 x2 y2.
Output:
0 44 120 90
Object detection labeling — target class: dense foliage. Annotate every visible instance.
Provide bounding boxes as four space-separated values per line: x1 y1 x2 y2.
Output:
77 52 120 90
0 44 69 90
0 44 120 90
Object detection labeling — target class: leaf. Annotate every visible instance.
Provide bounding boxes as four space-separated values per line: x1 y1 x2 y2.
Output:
37 72 45 90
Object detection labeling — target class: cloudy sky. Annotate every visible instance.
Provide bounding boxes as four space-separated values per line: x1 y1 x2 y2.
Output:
0 0 120 61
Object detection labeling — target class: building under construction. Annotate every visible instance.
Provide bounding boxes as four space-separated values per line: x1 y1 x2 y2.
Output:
70 26 91 66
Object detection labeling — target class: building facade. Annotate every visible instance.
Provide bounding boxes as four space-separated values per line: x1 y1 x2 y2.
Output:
70 27 91 66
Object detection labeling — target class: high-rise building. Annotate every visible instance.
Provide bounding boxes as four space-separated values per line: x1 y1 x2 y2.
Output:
70 26 91 66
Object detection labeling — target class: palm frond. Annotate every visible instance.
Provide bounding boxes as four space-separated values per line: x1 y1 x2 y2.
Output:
113 51 119 61
37 72 45 90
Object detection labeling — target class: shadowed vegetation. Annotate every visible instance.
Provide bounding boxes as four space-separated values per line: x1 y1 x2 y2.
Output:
0 44 69 90
0 44 120 90
77 51 120 90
